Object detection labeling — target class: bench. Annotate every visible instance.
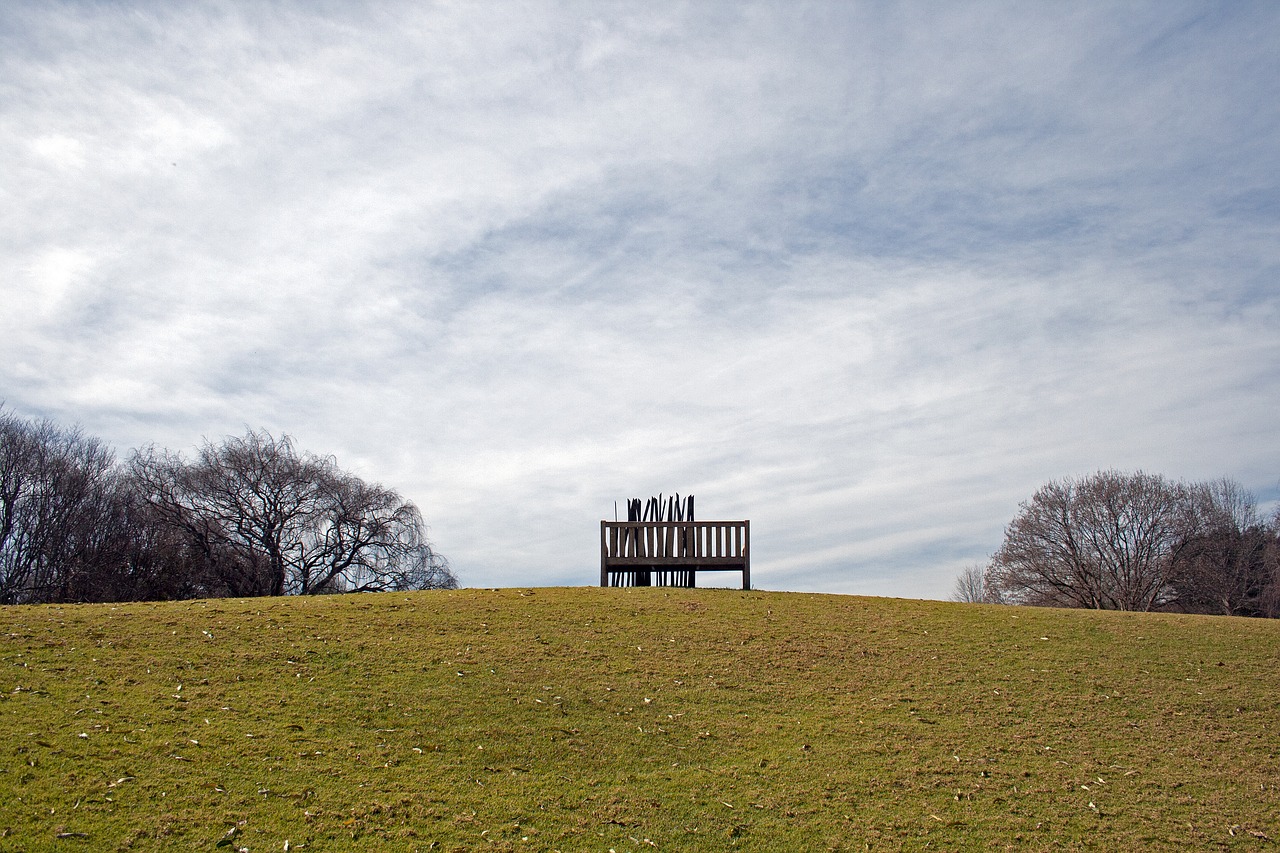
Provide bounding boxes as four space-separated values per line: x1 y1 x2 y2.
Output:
600 520 750 589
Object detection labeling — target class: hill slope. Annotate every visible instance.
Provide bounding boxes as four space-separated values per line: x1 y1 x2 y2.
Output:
1 587 1277 850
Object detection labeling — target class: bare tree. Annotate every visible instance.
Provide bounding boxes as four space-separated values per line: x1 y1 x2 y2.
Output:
0 409 121 604
411 543 459 590
130 438 283 597
129 428 450 597
66 482 213 603
987 470 1187 611
1263 509 1280 618
950 563 997 604
292 467 435 594
0 411 453 604
1168 478 1271 616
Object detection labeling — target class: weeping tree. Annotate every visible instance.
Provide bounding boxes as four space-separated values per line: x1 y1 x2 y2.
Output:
129 429 454 597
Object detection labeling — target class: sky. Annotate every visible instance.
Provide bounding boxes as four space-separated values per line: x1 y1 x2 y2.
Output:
3 2 1279 599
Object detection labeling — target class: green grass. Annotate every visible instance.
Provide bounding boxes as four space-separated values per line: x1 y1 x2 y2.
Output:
1 587 1277 851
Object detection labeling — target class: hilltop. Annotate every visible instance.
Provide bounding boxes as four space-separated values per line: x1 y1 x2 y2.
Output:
1 588 1277 850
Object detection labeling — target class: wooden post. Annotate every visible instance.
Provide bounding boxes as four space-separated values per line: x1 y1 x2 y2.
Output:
600 520 608 587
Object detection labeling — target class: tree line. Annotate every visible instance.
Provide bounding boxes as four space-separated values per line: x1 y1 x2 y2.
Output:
954 470 1279 617
0 407 456 605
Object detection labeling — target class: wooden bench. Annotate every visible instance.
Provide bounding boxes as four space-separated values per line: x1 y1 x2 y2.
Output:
600 520 750 589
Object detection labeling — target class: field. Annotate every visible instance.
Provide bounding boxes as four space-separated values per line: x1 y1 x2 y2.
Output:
1 587 1277 851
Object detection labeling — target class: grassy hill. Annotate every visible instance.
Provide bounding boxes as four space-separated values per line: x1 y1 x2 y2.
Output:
1 587 1277 851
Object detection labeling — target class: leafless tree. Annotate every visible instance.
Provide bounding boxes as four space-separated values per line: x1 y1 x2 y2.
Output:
0 409 121 604
986 470 1188 611
65 482 212 603
950 563 998 604
129 428 451 597
1 410 454 604
1168 478 1272 616
1262 509 1280 618
402 542 458 591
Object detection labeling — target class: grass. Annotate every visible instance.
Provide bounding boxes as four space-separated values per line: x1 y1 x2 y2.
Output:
0 587 1277 851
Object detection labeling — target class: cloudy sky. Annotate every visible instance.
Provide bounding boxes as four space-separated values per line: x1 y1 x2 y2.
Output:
4 2 1278 598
